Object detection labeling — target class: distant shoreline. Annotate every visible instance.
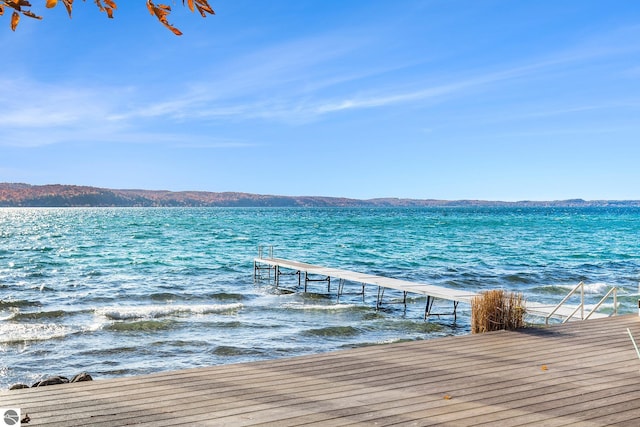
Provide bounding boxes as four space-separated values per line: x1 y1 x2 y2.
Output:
1 183 639 208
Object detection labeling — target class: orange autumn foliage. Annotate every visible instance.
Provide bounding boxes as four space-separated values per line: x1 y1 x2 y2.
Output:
0 0 214 35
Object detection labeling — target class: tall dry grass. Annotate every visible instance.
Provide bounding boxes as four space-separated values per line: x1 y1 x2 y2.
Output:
471 289 525 333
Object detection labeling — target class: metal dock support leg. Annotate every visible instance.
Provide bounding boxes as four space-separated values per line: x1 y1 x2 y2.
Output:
337 279 345 303
424 296 435 320
376 286 385 310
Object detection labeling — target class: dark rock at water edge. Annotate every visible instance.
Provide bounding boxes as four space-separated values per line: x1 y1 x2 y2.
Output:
9 372 93 390
9 383 29 390
32 375 69 387
71 372 93 383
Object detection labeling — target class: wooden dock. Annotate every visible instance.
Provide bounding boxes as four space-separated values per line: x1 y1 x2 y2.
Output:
2 314 639 426
254 257 480 319
254 257 479 302
254 257 612 322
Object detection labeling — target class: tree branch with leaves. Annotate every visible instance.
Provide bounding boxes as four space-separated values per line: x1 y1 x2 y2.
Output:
0 0 214 35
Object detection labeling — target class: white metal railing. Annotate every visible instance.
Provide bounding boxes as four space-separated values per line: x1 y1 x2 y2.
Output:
584 286 617 320
257 245 274 259
545 281 618 325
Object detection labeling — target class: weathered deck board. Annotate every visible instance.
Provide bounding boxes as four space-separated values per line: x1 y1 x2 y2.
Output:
2 315 639 426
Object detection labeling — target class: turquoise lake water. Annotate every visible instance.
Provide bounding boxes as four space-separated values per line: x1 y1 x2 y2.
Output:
1 207 639 388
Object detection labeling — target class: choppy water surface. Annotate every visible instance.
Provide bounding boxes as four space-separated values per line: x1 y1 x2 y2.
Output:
1 207 639 388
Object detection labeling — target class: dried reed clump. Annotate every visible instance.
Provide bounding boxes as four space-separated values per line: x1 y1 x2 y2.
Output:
471 289 525 334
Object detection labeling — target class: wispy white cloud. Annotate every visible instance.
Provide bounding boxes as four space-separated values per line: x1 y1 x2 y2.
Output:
0 77 131 147
123 23 640 125
2 21 638 148
306 32 640 117
0 79 109 128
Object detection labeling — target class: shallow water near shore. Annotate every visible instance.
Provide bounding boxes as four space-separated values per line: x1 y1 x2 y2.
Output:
1 206 639 389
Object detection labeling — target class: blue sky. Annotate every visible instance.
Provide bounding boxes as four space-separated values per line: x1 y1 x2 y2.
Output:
1 1 639 201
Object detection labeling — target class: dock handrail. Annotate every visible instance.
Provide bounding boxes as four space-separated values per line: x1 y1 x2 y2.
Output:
258 245 274 259
584 286 617 321
545 281 617 324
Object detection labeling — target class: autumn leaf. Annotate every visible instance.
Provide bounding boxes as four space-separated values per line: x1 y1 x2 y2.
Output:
61 0 73 17
22 10 42 19
8 0 31 10
94 0 116 19
3 0 214 34
183 0 214 18
541 365 548 371
104 0 117 16
194 0 214 18
147 1 182 36
10 10 18 31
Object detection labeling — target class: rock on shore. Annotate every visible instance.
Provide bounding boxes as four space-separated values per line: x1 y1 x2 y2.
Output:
9 372 93 390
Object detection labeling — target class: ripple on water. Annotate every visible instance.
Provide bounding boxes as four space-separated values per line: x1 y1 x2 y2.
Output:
302 325 362 338
105 320 178 332
211 345 267 357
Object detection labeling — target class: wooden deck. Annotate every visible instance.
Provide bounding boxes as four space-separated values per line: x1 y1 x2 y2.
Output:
3 314 640 426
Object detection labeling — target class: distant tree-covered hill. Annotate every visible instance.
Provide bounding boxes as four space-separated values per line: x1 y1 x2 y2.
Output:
0 183 638 208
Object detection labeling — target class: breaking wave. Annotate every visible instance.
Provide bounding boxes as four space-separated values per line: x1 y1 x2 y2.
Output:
96 303 243 320
0 323 72 344
532 282 613 296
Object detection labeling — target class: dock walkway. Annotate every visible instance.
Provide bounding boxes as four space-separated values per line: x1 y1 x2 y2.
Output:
253 257 612 322
3 314 639 425
254 256 479 319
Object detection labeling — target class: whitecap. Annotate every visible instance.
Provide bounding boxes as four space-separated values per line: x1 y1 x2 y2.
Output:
0 322 71 344
96 303 243 320
554 282 613 294
0 311 16 321
0 306 20 321
584 302 617 310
